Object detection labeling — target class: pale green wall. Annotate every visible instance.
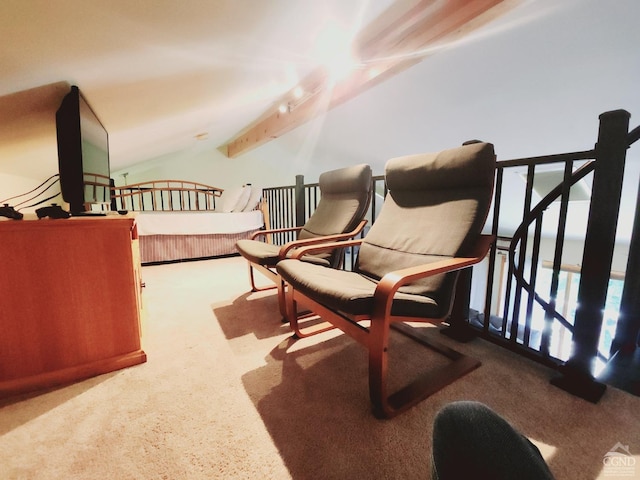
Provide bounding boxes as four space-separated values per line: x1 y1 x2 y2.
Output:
110 116 365 191
112 142 295 190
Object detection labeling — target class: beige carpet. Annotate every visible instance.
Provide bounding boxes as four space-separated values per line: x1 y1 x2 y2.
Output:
1 256 639 479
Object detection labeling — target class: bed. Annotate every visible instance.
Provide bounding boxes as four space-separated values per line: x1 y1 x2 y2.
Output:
111 180 264 264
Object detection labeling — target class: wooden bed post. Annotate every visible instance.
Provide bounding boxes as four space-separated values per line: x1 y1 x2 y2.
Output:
260 199 272 243
295 174 305 228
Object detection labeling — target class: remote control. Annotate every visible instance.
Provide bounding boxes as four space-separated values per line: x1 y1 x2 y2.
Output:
0 204 23 220
36 204 70 219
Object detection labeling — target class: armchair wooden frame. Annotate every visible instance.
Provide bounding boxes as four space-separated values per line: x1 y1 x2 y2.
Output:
282 234 495 419
246 219 368 316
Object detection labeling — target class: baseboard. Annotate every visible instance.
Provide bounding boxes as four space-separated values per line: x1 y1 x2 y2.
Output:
0 350 147 400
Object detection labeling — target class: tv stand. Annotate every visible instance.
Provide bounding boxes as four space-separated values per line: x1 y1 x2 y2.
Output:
0 216 146 398
72 211 107 217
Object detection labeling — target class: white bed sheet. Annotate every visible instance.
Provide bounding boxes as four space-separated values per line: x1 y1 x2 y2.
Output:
136 210 263 236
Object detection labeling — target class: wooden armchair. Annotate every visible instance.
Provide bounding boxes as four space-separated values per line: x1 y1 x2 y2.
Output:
276 143 496 418
236 164 372 316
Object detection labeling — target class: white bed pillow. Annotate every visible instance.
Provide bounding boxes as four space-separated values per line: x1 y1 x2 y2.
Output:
221 186 250 213
232 185 252 212
242 185 263 212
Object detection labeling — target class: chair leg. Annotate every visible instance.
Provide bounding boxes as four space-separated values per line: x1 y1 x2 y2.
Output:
283 286 302 334
247 263 277 293
368 322 481 419
247 263 289 322
368 315 392 418
248 263 260 292
277 283 311 323
286 288 338 339
277 279 287 320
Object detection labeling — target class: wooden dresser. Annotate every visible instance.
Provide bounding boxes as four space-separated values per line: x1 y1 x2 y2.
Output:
0 215 146 398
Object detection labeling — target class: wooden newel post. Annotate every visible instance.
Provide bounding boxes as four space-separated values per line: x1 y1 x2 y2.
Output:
551 109 631 402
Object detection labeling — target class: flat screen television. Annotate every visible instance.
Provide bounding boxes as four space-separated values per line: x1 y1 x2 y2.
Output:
56 85 111 215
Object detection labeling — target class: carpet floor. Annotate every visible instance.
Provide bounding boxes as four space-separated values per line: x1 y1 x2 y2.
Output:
1 256 639 479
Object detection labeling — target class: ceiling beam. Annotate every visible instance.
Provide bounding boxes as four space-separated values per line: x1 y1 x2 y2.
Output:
221 0 517 158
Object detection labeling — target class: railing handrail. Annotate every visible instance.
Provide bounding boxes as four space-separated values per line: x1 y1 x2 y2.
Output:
497 149 596 168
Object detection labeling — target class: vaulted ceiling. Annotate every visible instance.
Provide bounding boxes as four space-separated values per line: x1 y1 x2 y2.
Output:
221 0 513 157
0 0 517 176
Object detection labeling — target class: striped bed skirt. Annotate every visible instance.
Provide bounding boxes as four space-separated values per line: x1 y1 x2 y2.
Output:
139 230 258 264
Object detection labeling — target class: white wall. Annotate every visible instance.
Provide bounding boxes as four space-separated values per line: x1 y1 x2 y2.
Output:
0 173 59 215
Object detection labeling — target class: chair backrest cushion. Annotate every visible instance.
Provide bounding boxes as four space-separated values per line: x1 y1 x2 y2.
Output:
298 164 372 263
356 142 495 310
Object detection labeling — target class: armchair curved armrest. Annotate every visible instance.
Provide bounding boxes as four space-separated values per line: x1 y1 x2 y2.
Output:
278 220 367 260
374 235 495 313
288 237 365 260
250 225 303 241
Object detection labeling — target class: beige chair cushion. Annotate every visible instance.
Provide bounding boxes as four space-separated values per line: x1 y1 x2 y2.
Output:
233 240 331 267
298 164 373 237
276 259 441 317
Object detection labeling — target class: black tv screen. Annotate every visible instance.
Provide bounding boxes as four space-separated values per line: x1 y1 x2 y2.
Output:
56 85 110 215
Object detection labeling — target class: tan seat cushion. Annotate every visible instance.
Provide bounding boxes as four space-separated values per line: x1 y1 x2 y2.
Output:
235 239 330 267
277 258 441 317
